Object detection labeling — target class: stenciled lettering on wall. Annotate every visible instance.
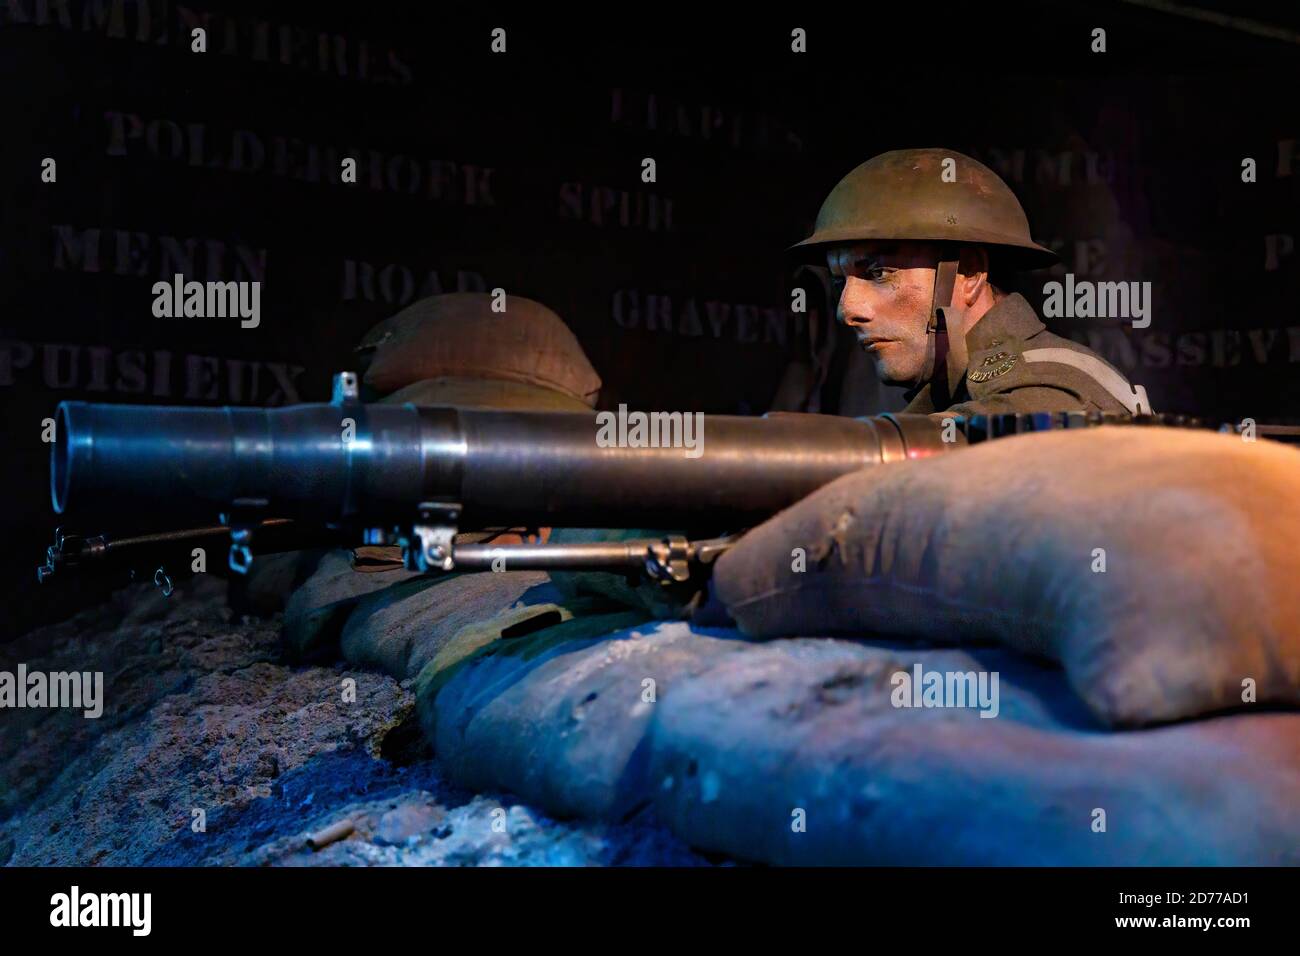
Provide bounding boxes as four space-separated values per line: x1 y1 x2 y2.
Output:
963 147 1119 187
1038 238 1118 278
612 289 809 348
558 182 673 232
0 1 414 85
101 111 494 205
1070 326 1300 371
342 259 487 306
0 340 305 404
1038 231 1296 275
1034 232 1293 282
610 88 804 154
52 224 266 283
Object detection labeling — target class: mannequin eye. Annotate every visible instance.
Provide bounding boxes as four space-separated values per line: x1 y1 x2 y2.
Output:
853 259 889 281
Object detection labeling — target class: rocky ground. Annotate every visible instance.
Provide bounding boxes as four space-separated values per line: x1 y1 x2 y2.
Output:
11 563 1295 867
0 575 711 866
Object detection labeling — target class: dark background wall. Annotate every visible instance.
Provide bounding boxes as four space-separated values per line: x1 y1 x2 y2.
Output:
2 0 1298 635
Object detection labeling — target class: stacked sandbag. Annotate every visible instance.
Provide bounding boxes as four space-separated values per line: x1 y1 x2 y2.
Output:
712 425 1300 727
415 616 743 820
340 570 557 679
237 549 330 617
410 618 1300 865
282 550 425 660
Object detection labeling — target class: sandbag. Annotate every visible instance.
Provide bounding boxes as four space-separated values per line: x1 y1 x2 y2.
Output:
414 619 1300 864
284 537 552 665
358 292 601 405
282 550 423 660
238 549 328 616
339 570 557 680
414 613 727 821
713 426 1300 727
648 636 1300 865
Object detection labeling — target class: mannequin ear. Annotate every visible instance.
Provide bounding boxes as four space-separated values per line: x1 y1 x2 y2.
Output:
957 246 991 304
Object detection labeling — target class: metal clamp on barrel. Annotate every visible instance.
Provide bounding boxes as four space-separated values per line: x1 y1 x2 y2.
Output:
332 370 361 405
402 502 462 573
221 497 270 575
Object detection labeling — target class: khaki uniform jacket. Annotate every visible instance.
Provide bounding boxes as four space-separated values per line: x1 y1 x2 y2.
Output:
902 293 1150 417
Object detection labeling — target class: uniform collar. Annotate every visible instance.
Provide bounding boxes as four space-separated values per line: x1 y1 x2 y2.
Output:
903 293 1044 409
964 292 1045 353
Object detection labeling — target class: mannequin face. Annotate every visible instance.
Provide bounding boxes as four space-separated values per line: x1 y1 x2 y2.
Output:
827 241 939 385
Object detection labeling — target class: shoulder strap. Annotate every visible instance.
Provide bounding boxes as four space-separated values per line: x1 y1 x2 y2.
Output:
1021 347 1152 414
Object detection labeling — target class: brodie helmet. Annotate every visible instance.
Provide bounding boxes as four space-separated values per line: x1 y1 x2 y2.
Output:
791 148 1057 397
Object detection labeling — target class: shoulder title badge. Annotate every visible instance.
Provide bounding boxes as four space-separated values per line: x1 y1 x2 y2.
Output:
968 352 1018 383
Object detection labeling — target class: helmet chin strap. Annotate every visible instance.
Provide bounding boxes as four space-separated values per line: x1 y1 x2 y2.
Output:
914 257 963 403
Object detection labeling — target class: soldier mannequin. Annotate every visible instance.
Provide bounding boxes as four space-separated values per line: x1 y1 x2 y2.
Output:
794 149 1150 418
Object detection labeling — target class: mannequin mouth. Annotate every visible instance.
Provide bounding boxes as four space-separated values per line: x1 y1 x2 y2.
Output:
857 337 895 352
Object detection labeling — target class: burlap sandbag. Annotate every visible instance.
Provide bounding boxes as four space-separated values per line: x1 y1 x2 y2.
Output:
713 426 1300 727
237 549 328 616
282 550 423 660
284 539 553 667
339 570 557 680
414 610 706 820
646 635 1300 865
358 292 601 405
412 618 1300 864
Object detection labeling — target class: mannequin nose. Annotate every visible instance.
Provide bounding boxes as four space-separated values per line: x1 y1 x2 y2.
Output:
836 279 870 329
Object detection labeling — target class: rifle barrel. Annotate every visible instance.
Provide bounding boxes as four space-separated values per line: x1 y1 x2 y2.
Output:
52 403 953 529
